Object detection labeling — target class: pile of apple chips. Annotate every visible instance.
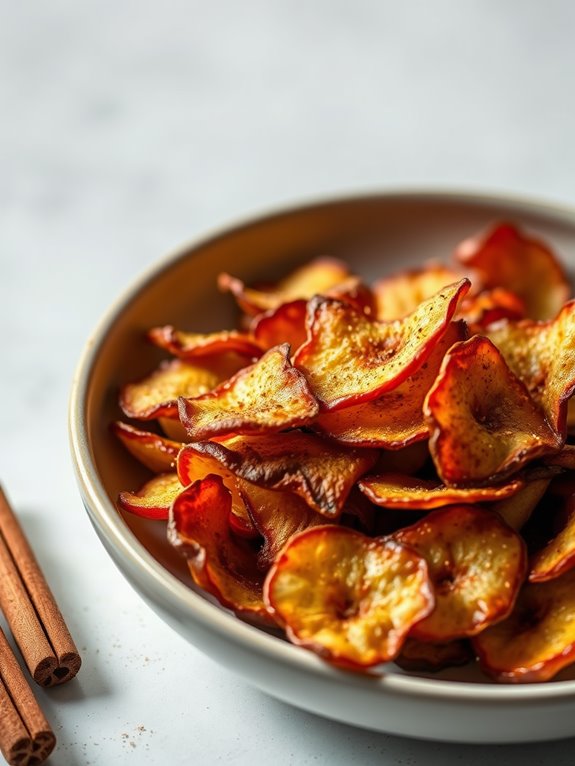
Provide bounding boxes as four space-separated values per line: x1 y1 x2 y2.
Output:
114 222 575 682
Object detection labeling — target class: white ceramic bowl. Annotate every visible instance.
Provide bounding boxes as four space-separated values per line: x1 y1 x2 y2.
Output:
69 190 575 744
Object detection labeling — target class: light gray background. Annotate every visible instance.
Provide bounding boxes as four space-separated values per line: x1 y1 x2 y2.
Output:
2 1 575 764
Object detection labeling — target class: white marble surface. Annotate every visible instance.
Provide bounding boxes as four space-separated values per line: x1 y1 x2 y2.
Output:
2 1 575 763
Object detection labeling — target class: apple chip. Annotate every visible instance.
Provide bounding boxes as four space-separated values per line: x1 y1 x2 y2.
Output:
251 300 309 353
148 325 263 359
313 321 467 447
183 433 377 518
294 279 470 410
395 638 473 673
118 472 182 520
424 335 561 485
358 473 524 510
394 506 526 641
238 482 324 568
374 264 464 321
488 302 575 438
473 570 575 682
264 526 433 668
529 500 575 582
455 222 570 320
120 356 243 421
112 421 182 473
218 257 353 316
168 475 269 620
178 344 319 441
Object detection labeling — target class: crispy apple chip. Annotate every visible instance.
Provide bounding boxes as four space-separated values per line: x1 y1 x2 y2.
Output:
455 222 570 320
529 500 575 582
359 473 524 510
168 475 268 620
148 325 263 359
294 279 470 410
120 356 243 421
219 257 353 316
178 344 319 441
425 335 560 485
238 481 324 569
395 637 473 673
112 421 182 473
118 472 182 520
313 321 467 447
473 570 575 682
394 506 526 641
264 526 433 668
183 433 377 518
374 264 464 321
488 302 575 438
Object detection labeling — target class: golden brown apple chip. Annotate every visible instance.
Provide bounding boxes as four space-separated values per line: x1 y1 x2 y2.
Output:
120 356 243 420
168 475 269 620
395 638 473 673
118 472 182 520
473 569 575 682
424 335 561 485
112 421 182 473
374 264 464 321
294 279 470 411
394 506 526 641
218 257 353 316
238 481 324 569
264 526 433 668
488 302 575 438
358 473 524 510
313 321 467 447
455 222 570 320
182 433 377 518
178 344 319 441
148 325 263 359
251 300 308 353
529 499 575 582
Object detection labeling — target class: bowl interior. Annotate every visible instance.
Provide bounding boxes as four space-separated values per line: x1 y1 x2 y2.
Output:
78 191 575 685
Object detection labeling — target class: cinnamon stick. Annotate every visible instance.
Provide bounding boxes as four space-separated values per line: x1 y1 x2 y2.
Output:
0 486 81 687
0 626 55 765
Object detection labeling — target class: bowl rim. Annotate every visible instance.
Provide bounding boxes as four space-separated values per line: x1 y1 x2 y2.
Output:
69 187 575 704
